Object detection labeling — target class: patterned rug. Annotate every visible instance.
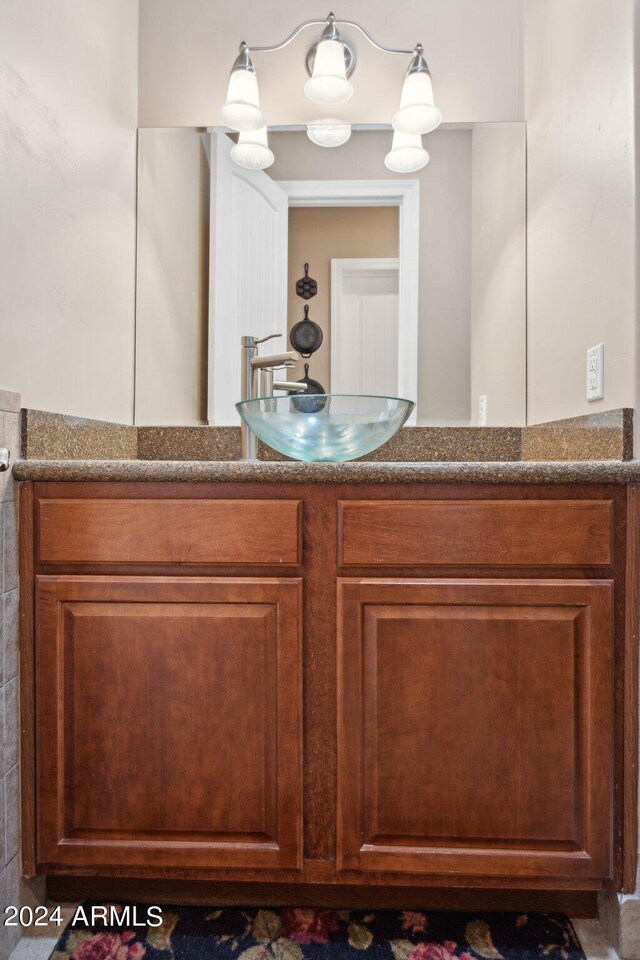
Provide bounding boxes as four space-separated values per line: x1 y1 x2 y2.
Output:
49 905 585 960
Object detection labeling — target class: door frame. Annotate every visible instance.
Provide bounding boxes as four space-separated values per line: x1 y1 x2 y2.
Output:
278 179 420 422
208 131 289 425
330 257 400 396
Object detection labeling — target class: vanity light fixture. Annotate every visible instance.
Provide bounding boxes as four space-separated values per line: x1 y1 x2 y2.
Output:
392 45 442 135
219 43 266 132
306 119 352 147
219 13 441 170
304 19 354 104
384 131 429 173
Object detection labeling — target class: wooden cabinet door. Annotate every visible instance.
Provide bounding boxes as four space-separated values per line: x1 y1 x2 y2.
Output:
36 576 302 872
337 578 613 882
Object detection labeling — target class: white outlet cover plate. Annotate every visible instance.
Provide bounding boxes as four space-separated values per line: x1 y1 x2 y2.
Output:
586 344 604 401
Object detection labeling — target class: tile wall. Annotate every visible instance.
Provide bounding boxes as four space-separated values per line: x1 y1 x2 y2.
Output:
0 389 22 957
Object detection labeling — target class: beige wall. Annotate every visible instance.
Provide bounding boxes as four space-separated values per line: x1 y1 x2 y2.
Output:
287 207 399 390
271 129 473 424
470 123 526 426
135 129 210 425
525 0 638 435
0 0 138 423
138 0 524 128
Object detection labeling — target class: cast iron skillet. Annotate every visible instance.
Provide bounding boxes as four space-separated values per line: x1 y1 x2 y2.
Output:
290 305 323 357
291 363 327 413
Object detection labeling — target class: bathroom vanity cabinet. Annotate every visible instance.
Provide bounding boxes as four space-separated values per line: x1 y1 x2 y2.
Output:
19 479 639 901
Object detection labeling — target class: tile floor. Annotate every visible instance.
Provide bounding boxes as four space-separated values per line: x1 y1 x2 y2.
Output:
5 918 620 960
8 936 58 959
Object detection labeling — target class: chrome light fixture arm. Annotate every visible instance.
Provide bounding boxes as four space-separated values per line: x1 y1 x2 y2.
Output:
244 12 419 59
244 17 335 54
322 17 416 56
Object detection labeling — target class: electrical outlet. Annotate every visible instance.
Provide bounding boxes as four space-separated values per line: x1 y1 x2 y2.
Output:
478 395 487 426
586 344 604 401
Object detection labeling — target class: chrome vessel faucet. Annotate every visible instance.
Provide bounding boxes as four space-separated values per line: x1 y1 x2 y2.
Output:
240 333 307 460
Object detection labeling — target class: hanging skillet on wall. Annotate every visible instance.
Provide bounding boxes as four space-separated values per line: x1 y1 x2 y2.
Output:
295 262 318 300
291 363 326 414
290 305 323 358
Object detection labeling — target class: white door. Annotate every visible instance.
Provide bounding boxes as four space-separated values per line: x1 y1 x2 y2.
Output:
331 258 400 396
209 132 288 424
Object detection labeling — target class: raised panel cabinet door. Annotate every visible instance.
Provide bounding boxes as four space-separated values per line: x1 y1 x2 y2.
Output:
36 576 302 871
337 578 613 881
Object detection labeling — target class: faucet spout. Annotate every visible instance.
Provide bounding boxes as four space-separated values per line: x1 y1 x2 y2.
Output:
273 381 308 393
250 351 299 369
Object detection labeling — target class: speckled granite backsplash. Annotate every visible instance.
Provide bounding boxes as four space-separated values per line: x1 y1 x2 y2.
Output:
137 425 523 463
521 408 633 461
22 409 137 460
19 407 633 463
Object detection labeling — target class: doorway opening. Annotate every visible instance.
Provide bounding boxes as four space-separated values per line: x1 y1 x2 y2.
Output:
287 206 399 396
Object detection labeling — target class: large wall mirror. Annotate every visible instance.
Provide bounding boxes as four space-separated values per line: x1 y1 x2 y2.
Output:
135 123 526 427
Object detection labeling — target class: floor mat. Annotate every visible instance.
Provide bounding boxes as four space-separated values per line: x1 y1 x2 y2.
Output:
48 905 586 960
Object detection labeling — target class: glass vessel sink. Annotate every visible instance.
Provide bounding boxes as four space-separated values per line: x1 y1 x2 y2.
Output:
236 394 415 463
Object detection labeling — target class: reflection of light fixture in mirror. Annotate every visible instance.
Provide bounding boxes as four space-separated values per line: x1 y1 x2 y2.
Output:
307 119 352 147
304 18 354 104
230 127 274 170
392 45 442 135
384 132 429 173
219 43 266 132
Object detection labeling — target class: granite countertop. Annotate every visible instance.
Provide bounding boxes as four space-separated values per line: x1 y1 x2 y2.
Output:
13 406 639 483
13 458 640 484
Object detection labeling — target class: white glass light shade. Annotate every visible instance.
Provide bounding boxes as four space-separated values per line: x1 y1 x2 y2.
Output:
219 69 265 132
230 127 274 170
306 119 351 148
384 132 429 173
304 39 353 104
392 71 442 135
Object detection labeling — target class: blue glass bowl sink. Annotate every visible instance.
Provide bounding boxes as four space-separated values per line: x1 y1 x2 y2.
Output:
236 394 415 463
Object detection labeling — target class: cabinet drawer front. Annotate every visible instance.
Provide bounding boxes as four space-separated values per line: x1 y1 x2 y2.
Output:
38 498 301 565
337 578 613 880
36 575 303 871
339 499 613 567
